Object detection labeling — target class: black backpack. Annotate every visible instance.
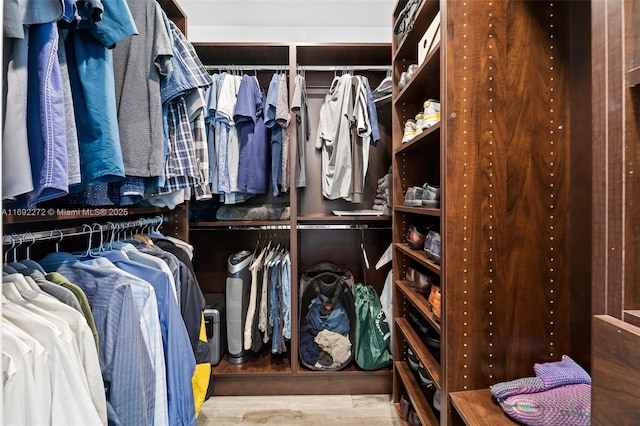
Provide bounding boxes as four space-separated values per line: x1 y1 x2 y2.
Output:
299 263 356 371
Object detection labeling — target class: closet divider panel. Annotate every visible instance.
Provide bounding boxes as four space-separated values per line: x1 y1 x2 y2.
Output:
591 0 640 421
444 0 575 392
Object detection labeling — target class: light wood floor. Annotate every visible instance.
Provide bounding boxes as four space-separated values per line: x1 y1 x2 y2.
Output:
196 394 402 426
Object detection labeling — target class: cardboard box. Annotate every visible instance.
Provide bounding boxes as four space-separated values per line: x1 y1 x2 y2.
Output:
418 11 441 67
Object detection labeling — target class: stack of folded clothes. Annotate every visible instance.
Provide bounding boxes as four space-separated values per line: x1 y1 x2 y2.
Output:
372 169 392 215
490 355 591 426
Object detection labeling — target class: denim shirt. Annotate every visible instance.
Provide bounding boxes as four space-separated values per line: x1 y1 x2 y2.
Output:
160 15 212 104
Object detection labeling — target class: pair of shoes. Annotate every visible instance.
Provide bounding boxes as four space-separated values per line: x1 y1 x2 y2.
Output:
407 347 419 371
408 308 429 334
422 99 441 129
402 119 417 143
427 285 442 322
423 322 441 349
398 64 418 90
406 224 427 249
407 267 434 294
404 187 423 207
424 230 441 264
421 184 440 208
414 113 424 137
399 395 412 421
418 363 435 389
433 390 441 413
409 408 422 426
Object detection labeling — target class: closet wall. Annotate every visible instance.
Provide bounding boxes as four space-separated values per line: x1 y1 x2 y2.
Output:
189 42 395 395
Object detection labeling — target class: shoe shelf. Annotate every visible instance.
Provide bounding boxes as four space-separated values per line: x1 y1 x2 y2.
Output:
629 66 640 87
622 310 640 328
395 361 440 425
396 317 442 390
396 280 441 333
393 0 440 63
297 215 391 223
211 350 292 376
395 243 441 275
394 45 441 106
395 205 441 217
395 122 441 155
449 390 519 426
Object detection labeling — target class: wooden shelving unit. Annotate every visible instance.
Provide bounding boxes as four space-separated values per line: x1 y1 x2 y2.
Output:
390 1 593 424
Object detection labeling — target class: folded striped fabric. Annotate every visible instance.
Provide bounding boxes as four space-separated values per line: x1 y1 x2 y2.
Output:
534 355 591 389
499 383 591 426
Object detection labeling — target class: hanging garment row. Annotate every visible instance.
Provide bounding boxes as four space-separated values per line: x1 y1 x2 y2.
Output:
224 229 291 362
315 72 382 202
204 70 292 204
3 0 212 209
2 218 209 426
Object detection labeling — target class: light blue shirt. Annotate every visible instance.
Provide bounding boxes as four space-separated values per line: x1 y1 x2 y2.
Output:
55 259 155 426
89 254 170 426
100 250 196 426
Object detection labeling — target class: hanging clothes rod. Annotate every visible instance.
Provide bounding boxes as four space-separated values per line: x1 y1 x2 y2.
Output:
204 64 288 72
2 216 164 246
203 65 391 72
226 225 291 231
296 65 391 72
197 224 389 231
297 224 389 230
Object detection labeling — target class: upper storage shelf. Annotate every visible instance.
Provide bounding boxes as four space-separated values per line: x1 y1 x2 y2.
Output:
393 0 440 61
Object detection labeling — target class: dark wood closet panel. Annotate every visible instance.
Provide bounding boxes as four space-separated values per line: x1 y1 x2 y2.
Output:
189 42 395 396
591 0 640 423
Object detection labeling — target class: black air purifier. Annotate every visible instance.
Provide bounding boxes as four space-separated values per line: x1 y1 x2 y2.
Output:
225 250 254 364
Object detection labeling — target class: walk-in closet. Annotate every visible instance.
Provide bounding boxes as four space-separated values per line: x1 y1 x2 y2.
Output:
3 0 640 425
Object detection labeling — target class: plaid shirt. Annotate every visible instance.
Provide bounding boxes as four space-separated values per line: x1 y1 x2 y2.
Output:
160 16 212 103
159 96 199 194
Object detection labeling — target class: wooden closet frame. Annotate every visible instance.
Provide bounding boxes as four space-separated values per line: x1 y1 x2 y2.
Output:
188 42 396 395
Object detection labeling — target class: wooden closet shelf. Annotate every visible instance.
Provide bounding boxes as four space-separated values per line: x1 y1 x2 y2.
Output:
395 361 440 425
396 317 442 390
393 0 440 63
297 215 391 222
395 243 441 274
629 66 640 87
450 389 518 426
211 352 292 376
396 280 441 333
394 122 441 155
297 364 392 377
190 220 291 228
622 310 640 328
394 46 441 107
395 205 441 217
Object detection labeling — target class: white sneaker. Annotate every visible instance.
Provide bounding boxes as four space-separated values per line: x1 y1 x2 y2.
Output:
414 113 424 136
422 99 441 129
402 119 417 143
